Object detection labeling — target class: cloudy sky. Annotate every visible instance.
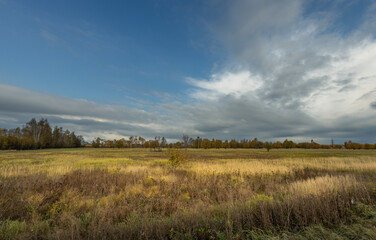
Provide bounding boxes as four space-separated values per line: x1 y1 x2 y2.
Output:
1 0 376 143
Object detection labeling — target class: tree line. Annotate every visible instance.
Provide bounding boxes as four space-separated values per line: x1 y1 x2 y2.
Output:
91 136 168 151
90 135 376 150
0 118 83 150
1 118 374 151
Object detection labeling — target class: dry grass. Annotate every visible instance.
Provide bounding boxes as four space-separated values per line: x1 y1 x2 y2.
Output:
289 175 359 197
1 148 376 239
279 156 376 172
187 159 291 175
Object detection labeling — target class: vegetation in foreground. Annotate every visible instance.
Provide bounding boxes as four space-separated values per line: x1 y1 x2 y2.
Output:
1 148 376 239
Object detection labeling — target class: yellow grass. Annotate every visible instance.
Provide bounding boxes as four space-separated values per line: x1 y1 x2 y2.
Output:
2 150 376 178
289 175 358 196
279 156 376 171
1 148 376 239
188 159 291 175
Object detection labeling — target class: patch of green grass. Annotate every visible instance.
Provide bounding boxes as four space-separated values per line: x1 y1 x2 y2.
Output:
0 220 26 240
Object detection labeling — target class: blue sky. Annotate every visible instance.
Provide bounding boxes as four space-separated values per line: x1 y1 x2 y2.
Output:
0 0 216 106
1 0 376 143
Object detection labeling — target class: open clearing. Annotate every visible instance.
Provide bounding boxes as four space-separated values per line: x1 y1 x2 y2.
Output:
1 148 376 239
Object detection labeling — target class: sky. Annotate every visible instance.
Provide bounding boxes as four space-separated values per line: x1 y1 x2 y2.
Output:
1 0 376 144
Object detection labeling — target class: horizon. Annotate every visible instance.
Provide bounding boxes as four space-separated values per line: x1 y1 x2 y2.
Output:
0 117 372 146
1 0 376 144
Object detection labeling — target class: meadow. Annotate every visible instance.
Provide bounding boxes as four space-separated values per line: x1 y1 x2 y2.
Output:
1 148 376 239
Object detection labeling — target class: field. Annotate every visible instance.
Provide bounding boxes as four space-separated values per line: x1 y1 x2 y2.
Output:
1 148 376 239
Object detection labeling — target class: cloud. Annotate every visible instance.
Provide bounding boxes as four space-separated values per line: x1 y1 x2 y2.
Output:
40 30 58 44
2 1 376 143
208 0 303 73
0 84 169 140
184 0 376 143
187 71 262 100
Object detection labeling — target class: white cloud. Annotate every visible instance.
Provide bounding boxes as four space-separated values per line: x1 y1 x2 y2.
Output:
303 39 376 120
184 0 376 142
187 71 262 100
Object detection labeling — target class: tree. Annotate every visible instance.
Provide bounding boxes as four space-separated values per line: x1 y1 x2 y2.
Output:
92 137 103 148
129 136 135 148
222 140 229 149
73 134 84 147
283 139 295 149
182 134 189 149
193 136 201 149
265 142 273 152
0 128 7 137
114 140 124 148
188 137 194 147
0 118 83 150
138 136 145 147
229 139 238 148
39 121 52 148
200 138 211 149
215 139 223 149
155 136 161 150
161 137 167 148
104 140 114 148
0 130 8 150
272 141 282 148
62 130 71 147
52 127 63 148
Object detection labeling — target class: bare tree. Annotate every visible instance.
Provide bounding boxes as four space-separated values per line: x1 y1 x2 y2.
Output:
189 137 194 147
129 136 134 148
182 134 189 149
161 137 167 148
155 136 161 151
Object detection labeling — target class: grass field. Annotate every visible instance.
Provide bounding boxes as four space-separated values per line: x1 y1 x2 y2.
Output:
1 148 376 239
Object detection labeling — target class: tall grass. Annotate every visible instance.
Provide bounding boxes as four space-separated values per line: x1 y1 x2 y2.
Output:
1 148 376 239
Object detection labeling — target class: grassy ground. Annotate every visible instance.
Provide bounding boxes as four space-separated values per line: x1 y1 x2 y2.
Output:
1 148 376 239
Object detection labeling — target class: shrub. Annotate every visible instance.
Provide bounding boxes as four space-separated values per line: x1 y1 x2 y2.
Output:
167 149 187 169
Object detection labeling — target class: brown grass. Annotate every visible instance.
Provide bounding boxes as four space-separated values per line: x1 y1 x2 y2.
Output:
1 148 376 239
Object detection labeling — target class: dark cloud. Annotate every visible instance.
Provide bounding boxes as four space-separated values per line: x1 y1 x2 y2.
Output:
370 102 376 109
0 84 156 123
176 95 321 140
0 84 166 140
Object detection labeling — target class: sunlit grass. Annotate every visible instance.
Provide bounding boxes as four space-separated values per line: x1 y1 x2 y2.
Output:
278 156 376 172
288 175 358 196
0 149 169 177
187 159 291 175
2 148 376 178
1 148 376 239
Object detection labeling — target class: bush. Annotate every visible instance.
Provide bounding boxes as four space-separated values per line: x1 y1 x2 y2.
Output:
167 149 187 169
